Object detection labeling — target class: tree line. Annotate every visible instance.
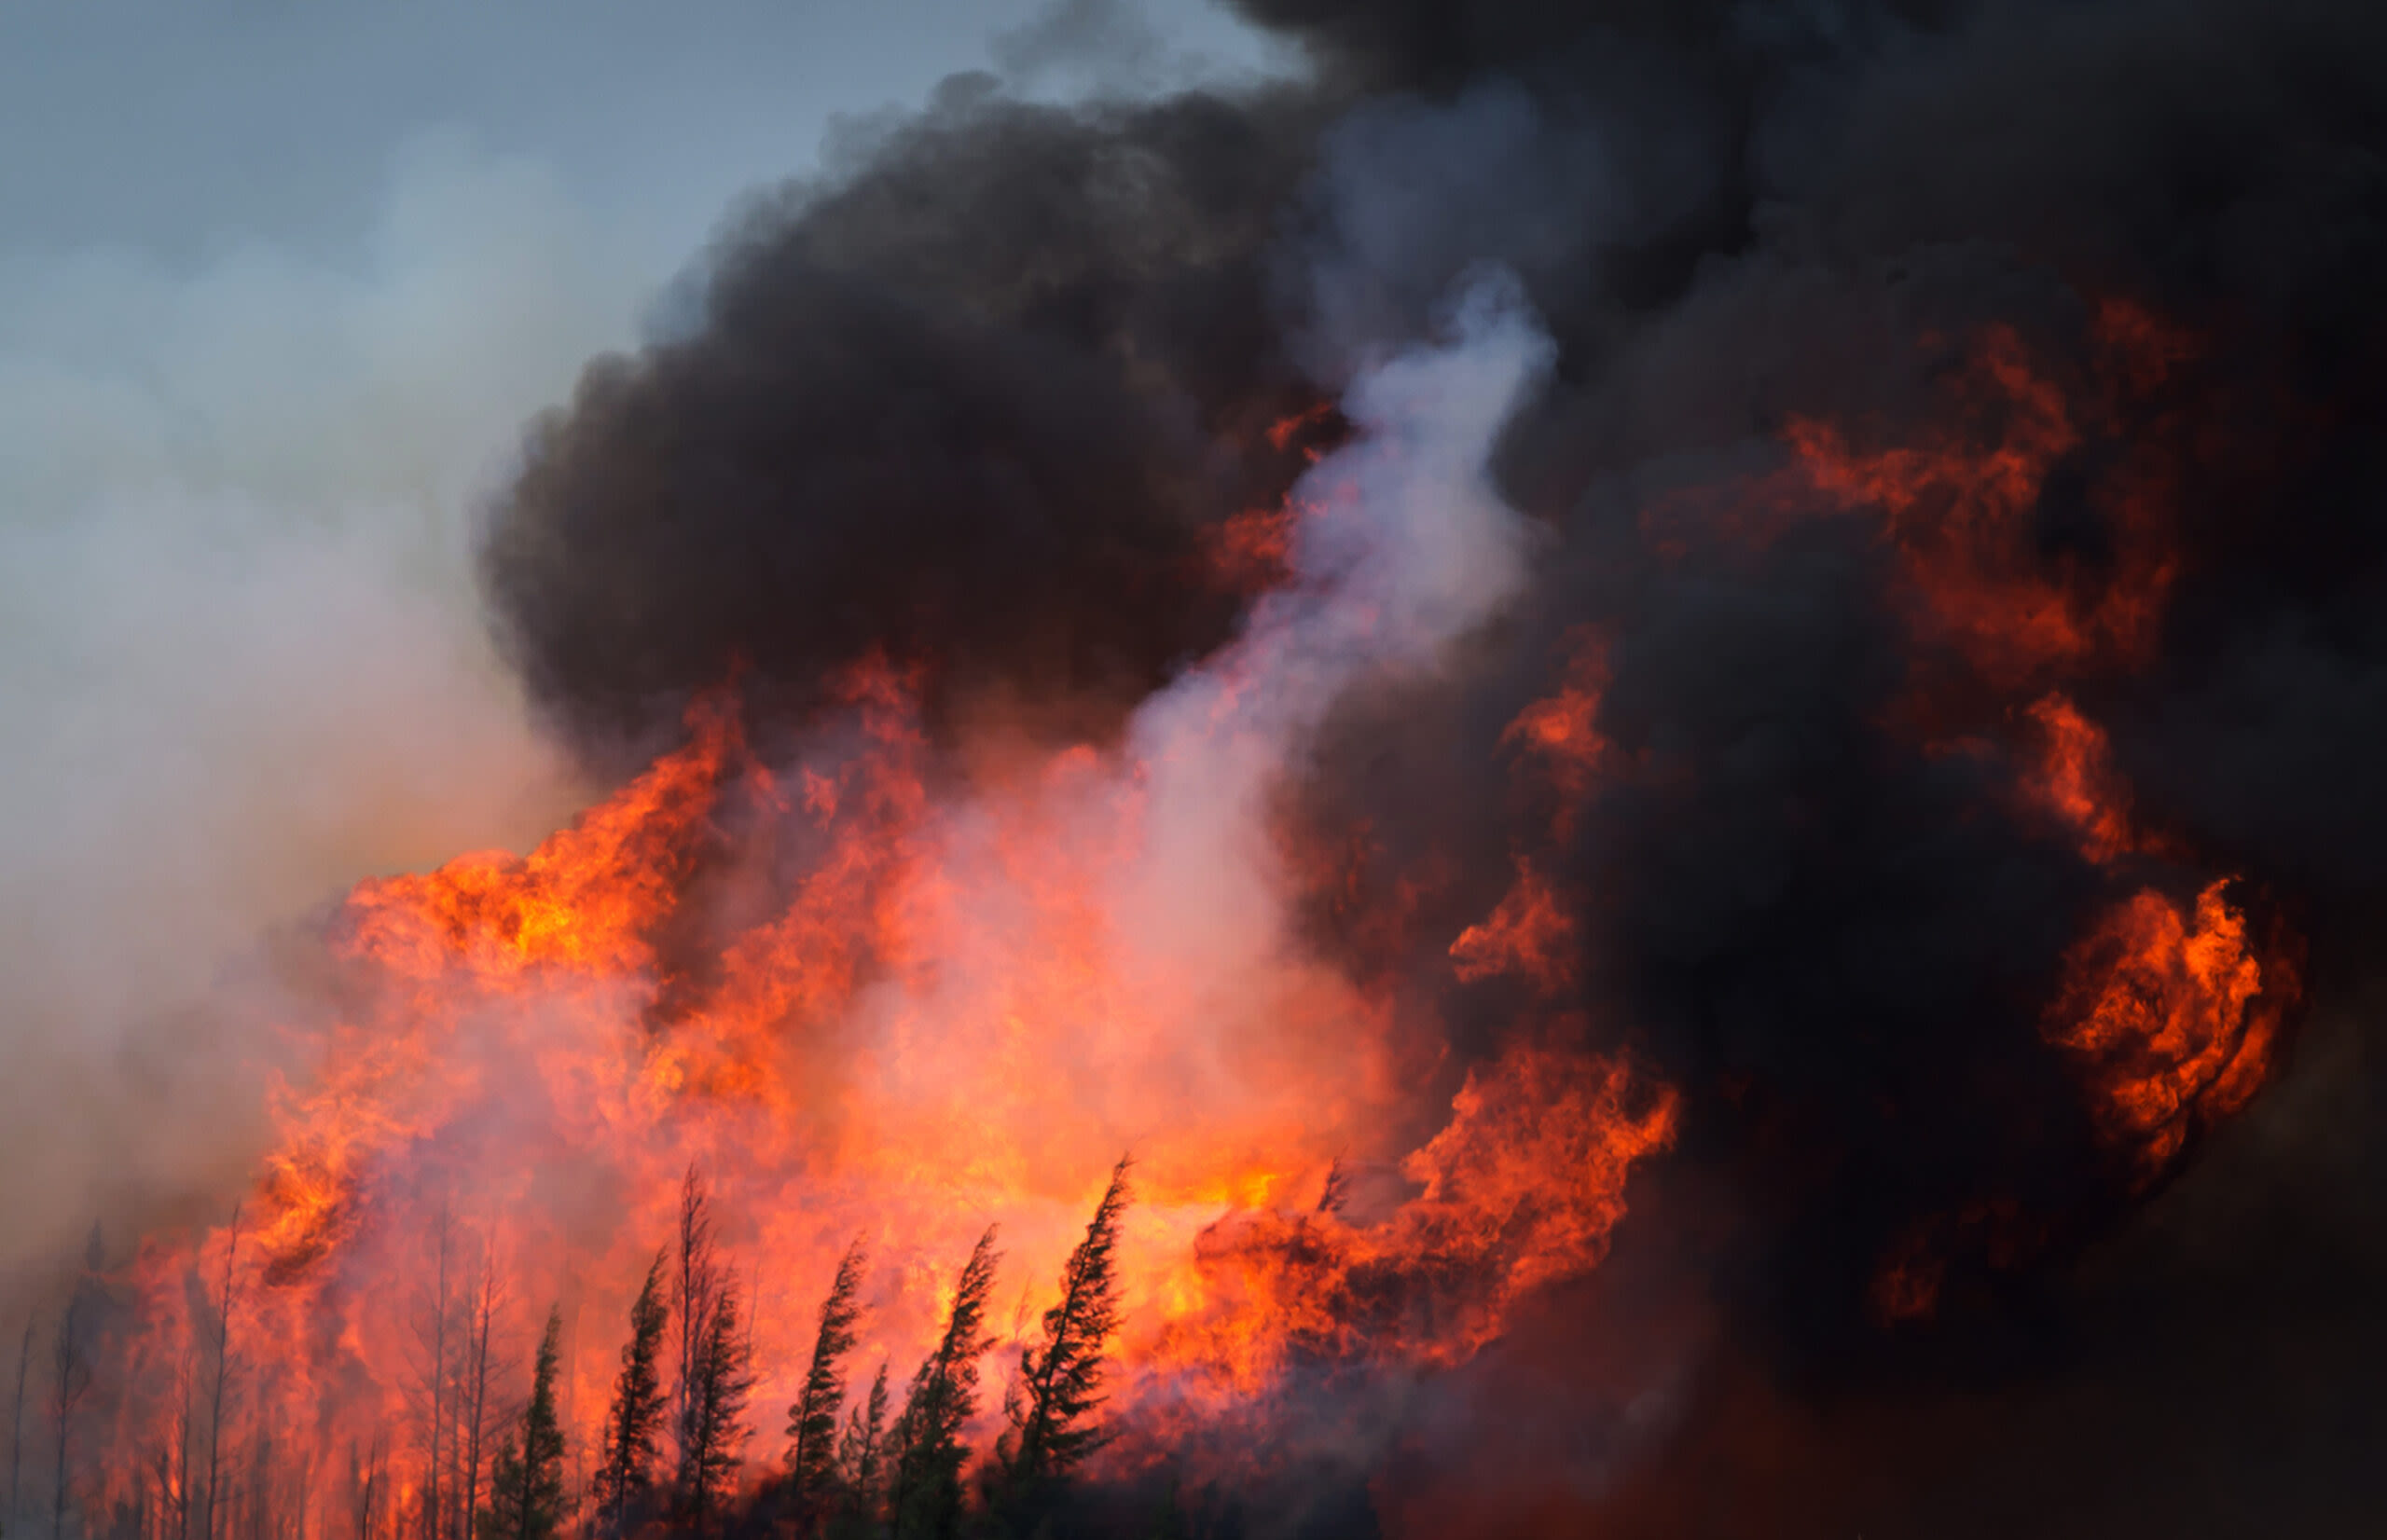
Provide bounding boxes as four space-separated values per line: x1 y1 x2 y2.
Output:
2 1157 1136 1540
588 1156 1134 1540
435 1154 1135 1540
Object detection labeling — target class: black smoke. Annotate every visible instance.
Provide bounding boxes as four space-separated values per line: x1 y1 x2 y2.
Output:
479 0 2387 1531
480 77 1339 765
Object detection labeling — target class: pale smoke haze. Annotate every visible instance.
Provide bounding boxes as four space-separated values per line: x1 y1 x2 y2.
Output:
0 138 595 1287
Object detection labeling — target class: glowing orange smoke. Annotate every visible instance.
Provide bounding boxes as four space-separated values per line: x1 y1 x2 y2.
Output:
2046 881 2298 1179
1500 628 1613 816
1786 321 2174 689
1645 305 2302 1319
1780 315 2301 1185
1450 860 1577 994
2020 692 2138 864
1203 504 1296 595
2010 694 2299 1178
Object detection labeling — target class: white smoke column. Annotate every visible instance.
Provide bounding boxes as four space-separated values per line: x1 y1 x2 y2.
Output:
1106 267 1554 1007
837 269 1554 1216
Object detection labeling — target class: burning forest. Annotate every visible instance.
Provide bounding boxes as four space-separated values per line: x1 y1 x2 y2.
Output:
7 1 2387 1536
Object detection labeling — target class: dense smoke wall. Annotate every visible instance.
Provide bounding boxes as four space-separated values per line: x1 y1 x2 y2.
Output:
461 0 2387 1531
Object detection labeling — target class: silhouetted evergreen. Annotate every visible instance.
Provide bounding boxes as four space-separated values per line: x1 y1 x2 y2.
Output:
478 1308 565 1540
785 1241 867 1532
996 1155 1131 1516
886 1229 1000 1540
673 1279 754 1533
826 1363 890 1540
592 1253 669 1531
670 1168 723 1493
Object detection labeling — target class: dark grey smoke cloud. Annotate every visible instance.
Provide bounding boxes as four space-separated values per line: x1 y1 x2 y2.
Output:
474 0 2387 1530
481 80 1337 762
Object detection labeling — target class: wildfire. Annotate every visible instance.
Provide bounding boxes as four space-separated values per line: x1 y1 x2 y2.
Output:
83 295 2304 1529
93 309 1686 1533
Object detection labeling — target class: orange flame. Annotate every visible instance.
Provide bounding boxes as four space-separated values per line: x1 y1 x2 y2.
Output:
107 643 1671 1523
2046 880 2299 1179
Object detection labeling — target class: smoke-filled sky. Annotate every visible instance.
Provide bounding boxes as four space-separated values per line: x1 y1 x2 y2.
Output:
8 3 2387 1534
0 0 1281 1288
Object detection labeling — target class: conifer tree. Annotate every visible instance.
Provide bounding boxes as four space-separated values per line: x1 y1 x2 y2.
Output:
592 1254 669 1532
673 1280 754 1535
886 1229 1000 1540
997 1156 1132 1503
479 1308 566 1540
669 1168 720 1484
827 1363 890 1538
784 1241 866 1527
48 1280 92 1540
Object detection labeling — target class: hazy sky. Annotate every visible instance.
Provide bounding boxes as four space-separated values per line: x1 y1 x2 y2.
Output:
0 1 1284 262
0 0 1287 1281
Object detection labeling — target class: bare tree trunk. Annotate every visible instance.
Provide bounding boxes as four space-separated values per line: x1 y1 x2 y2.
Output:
289 1450 310 1540
11 1315 33 1525
560 1304 582 1533
252 1452 267 1540
670 1167 717 1493
415 1211 452 1540
246 1410 273 1540
348 1436 383 1540
51 1288 93 1540
454 1257 499 1540
201 1205 243 1540
286 1441 310 1540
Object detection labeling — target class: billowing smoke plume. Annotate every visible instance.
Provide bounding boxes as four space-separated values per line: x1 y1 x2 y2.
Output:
22 2 2382 1536
469 0 2387 1529
480 77 1338 762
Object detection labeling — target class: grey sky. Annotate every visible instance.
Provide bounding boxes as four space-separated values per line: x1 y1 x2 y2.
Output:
0 1 1284 263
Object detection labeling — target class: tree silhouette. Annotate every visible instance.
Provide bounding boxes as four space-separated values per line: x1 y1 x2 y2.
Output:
673 1281 753 1534
406 1208 452 1540
998 1154 1132 1506
454 1250 508 1540
669 1168 721 1490
828 1363 890 1539
479 1307 565 1540
10 1314 33 1527
784 1241 866 1531
887 1228 1000 1540
591 1253 669 1532
200 1208 241 1540
48 1287 90 1540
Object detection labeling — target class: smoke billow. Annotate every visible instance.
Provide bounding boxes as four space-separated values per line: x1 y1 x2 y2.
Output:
468 0 2387 1530
480 77 1340 764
